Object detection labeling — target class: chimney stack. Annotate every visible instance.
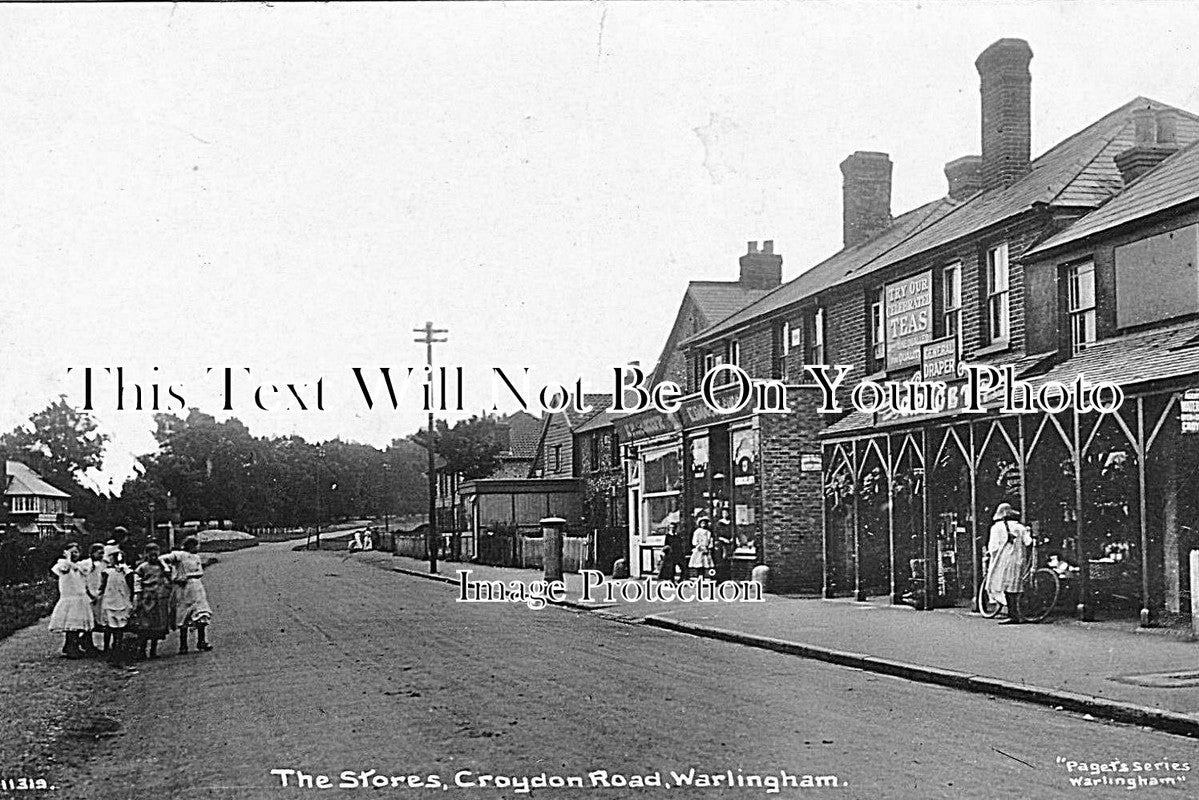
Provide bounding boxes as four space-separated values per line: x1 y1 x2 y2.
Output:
1115 106 1179 185
840 151 892 248
944 155 983 200
739 240 782 289
976 38 1033 192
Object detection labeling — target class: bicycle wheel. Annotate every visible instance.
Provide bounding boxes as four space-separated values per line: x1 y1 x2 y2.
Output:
978 560 1002 618
1020 568 1060 623
978 585 1002 617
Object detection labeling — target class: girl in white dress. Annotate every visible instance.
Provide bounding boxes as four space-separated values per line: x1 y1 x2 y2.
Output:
688 517 715 579
161 536 213 654
98 546 133 662
48 543 93 658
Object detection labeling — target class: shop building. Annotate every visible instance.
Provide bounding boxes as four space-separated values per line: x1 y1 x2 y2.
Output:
675 39 1199 619
1016 132 1199 624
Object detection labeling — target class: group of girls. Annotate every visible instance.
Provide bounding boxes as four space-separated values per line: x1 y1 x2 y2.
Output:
48 535 214 663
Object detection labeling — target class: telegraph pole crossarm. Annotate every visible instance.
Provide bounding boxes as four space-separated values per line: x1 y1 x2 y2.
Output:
414 321 448 574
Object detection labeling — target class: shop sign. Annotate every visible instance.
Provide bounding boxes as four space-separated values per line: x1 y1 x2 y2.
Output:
614 408 679 441
800 453 822 472
678 384 752 428
1181 388 1199 434
885 270 933 370
920 336 960 382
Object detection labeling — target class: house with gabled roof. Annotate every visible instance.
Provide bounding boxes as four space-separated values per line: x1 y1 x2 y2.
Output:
4 460 79 538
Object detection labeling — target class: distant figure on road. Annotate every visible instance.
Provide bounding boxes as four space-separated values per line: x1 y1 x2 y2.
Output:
688 517 715 579
48 542 93 659
986 502 1032 625
161 536 213 654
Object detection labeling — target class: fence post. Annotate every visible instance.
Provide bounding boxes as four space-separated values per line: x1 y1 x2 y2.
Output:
542 517 566 582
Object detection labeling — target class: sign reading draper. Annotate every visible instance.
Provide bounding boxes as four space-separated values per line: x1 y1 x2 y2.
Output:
885 270 933 370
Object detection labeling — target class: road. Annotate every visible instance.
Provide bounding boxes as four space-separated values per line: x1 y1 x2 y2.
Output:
43 541 1197 799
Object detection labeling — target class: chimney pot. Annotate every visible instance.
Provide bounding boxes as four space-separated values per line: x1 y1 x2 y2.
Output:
747 241 758 254
840 151 893 248
1115 106 1179 186
738 240 782 290
1156 109 1177 145
1132 106 1156 146
944 155 983 200
976 38 1033 192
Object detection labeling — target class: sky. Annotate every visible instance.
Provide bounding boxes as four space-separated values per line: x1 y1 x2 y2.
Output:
2 1 1198 491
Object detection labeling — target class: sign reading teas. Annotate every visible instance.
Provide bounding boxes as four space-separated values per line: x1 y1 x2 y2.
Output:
885 271 933 370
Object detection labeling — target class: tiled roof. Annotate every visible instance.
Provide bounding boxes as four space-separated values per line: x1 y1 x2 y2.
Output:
870 98 1199 270
498 412 545 460
688 98 1199 348
820 322 1199 440
1028 138 1199 256
687 281 776 326
564 395 613 429
5 461 71 498
819 350 1054 439
683 198 959 345
1024 319 1199 390
575 407 624 434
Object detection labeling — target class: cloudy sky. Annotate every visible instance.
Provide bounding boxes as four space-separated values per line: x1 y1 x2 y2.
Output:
2 1 1197 489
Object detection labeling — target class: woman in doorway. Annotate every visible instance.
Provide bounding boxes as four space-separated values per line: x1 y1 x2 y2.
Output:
986 502 1033 624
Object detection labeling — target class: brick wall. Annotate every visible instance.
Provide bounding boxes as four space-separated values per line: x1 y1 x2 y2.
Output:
757 389 828 593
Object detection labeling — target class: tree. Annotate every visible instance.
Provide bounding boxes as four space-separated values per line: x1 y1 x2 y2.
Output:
1 396 108 488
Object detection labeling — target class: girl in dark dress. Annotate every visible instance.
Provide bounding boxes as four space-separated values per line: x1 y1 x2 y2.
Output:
132 543 173 659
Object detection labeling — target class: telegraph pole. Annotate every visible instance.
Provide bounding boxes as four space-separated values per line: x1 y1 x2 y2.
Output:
414 321 447 574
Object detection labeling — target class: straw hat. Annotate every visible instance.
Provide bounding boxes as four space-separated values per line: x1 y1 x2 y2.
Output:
992 502 1018 521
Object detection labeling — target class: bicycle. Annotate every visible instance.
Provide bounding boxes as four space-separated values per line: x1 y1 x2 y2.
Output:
978 548 1061 623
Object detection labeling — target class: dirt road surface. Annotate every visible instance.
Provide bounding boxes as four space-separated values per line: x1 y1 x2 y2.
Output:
7 541 1196 800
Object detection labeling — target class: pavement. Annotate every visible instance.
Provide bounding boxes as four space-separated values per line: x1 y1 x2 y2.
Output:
351 549 1199 738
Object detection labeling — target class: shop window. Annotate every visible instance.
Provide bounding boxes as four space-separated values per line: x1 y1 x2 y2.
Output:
1115 224 1199 329
804 307 826 365
986 242 1010 344
640 445 682 543
730 427 759 555
1065 260 1096 354
942 261 962 346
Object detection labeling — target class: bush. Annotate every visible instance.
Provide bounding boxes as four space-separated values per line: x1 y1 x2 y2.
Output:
0 534 81 587
0 580 57 640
